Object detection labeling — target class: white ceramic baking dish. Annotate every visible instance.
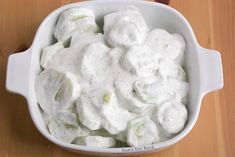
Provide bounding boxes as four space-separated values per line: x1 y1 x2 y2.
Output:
6 0 223 156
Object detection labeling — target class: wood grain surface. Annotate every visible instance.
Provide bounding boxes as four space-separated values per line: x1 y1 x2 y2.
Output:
0 0 234 157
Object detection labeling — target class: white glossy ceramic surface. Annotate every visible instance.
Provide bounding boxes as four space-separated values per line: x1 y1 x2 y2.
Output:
6 0 224 156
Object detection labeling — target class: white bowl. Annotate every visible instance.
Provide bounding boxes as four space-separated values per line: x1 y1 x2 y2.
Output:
6 0 224 156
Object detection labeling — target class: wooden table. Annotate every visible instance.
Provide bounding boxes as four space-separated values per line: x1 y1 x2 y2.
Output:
0 0 234 157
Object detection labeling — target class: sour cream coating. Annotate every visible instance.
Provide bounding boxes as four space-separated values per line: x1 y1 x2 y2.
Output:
48 112 80 143
104 9 148 47
77 86 133 135
84 136 115 148
153 101 187 134
70 32 104 47
37 7 189 147
80 42 111 84
158 59 187 81
101 95 133 135
48 33 104 75
134 76 189 105
122 45 159 77
115 76 150 113
76 94 103 130
145 29 185 60
127 117 159 147
54 8 99 42
40 42 64 69
35 69 81 114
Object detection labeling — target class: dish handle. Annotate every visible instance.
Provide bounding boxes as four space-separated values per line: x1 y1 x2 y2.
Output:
6 48 31 97
198 46 224 94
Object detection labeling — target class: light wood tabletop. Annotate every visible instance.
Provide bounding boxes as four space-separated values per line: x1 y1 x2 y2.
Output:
0 0 234 157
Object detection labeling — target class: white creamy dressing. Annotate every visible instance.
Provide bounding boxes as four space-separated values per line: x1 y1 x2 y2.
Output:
152 101 187 135
48 112 83 143
80 42 111 84
35 69 81 114
104 9 148 47
54 8 99 42
158 59 187 81
36 7 189 148
145 29 185 61
127 116 159 147
40 41 64 69
122 45 159 77
46 32 104 77
133 76 189 105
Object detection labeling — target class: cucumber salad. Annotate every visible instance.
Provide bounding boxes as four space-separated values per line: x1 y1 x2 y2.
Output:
36 7 189 148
